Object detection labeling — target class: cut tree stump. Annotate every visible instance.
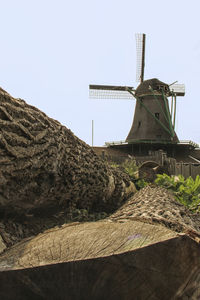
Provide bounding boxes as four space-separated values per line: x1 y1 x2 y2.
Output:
0 187 200 299
0 219 200 299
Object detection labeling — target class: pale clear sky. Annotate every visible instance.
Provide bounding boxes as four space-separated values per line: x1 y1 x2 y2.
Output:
0 0 200 146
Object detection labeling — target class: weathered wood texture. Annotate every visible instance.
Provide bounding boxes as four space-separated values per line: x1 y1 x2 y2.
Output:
0 221 199 299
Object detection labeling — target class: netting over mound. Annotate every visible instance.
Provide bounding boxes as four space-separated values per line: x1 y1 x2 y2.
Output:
110 185 200 234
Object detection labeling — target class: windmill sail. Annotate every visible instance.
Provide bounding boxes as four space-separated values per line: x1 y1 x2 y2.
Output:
169 84 185 96
135 33 146 83
89 85 135 99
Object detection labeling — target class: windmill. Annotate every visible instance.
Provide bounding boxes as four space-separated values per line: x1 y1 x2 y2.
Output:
89 33 185 147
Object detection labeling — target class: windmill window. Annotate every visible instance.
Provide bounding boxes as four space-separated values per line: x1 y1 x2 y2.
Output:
155 112 160 120
138 121 141 128
157 85 168 92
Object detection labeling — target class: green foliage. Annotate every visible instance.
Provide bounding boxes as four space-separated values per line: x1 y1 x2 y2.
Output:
155 174 200 212
109 162 120 169
135 178 149 189
109 158 138 180
109 159 200 211
108 158 149 190
121 158 138 180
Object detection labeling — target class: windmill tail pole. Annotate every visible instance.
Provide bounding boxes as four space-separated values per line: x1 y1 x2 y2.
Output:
162 90 175 138
171 95 174 123
92 119 94 146
173 94 177 129
0 87 136 246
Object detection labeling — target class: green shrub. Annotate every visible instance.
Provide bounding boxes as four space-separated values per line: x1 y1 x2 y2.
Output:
109 158 150 190
121 158 138 180
109 158 138 180
135 178 149 189
155 174 200 212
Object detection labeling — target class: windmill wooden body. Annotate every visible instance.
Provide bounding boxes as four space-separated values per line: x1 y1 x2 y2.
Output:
89 34 185 153
126 78 179 144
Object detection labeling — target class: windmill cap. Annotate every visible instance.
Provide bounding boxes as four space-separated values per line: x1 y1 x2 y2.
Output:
135 78 170 97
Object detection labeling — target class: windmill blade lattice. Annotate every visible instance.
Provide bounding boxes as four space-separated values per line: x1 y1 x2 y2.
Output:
135 33 146 83
89 85 135 99
169 84 185 96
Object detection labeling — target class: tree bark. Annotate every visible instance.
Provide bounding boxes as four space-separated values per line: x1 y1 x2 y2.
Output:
0 88 134 216
0 87 136 246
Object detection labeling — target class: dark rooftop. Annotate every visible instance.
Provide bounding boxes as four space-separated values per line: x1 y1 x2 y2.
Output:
135 78 170 96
